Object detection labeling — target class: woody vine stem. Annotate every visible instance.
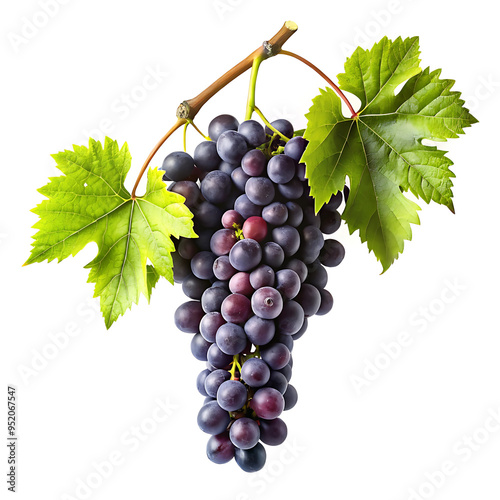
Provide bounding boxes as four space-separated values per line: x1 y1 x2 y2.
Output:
130 21 357 199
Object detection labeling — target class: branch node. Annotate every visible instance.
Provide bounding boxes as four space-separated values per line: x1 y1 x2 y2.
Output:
176 101 191 119
263 41 274 57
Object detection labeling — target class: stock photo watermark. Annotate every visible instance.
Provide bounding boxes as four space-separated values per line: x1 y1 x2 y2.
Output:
60 396 178 500
405 405 500 500
16 298 100 385
350 278 467 394
7 0 73 54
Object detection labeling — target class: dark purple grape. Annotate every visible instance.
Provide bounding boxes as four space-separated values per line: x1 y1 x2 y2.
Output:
259 418 288 446
238 120 266 147
286 258 308 283
207 344 233 369
219 161 238 175
174 301 204 333
204 369 231 398
229 417 260 450
194 201 223 228
200 312 226 343
221 293 252 324
262 202 288 226
197 400 230 434
267 154 296 184
191 251 216 280
213 255 237 281
249 265 275 289
283 136 308 162
277 301 304 335
272 226 300 257
250 387 284 419
320 209 341 234
228 272 253 296
168 180 200 207
283 384 298 410
201 286 229 313
201 171 232 205
210 229 237 256
265 119 294 139
302 206 321 228
240 358 271 388
206 432 235 464
320 239 345 267
324 191 343 211
278 364 292 382
251 286 283 319
262 242 285 269
161 151 195 181
172 252 191 283
217 380 248 411
208 114 239 141
296 162 306 181
241 149 266 176
231 167 250 192
194 141 220 172
197 369 211 396
234 194 262 219
291 317 308 341
278 178 304 199
244 316 275 346
222 210 243 229
234 443 266 473
261 343 291 370
317 289 334 316
216 323 247 355
285 201 303 227
191 333 212 361
265 371 288 394
182 273 211 300
245 177 275 206
229 239 262 272
301 226 324 253
178 238 199 260
295 283 321 317
217 130 248 164
306 260 328 289
275 269 301 299
276 332 294 351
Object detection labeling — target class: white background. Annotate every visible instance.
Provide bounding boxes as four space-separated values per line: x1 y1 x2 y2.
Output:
1 1 499 499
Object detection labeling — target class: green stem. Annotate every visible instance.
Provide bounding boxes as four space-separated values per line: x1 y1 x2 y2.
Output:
245 56 264 120
183 122 188 152
254 106 290 142
188 120 211 141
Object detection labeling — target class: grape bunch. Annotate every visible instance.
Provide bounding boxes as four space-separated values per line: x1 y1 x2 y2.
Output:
169 114 345 472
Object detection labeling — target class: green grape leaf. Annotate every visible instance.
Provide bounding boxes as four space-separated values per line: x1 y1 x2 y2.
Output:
303 36 477 272
25 138 196 328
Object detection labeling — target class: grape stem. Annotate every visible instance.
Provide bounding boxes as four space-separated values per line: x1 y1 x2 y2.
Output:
280 50 358 119
131 21 298 198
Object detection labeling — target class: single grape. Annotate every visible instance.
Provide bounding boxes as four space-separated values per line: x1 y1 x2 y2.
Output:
278 178 304 199
191 333 212 361
234 443 266 473
278 364 292 382
244 315 275 346
242 216 267 242
265 119 294 139
229 417 260 450
276 301 305 335
240 358 271 387
201 286 229 313
197 369 211 397
210 229 238 256
250 387 284 419
217 380 248 411
283 136 308 162
207 344 233 369
204 369 231 398
272 226 300 257
197 400 230 435
324 191 343 211
295 283 321 317
194 201 223 228
201 170 232 205
291 317 308 341
320 239 345 267
261 343 291 370
259 418 288 446
262 202 288 226
285 201 303 227
221 293 252 324
283 384 298 410
245 177 275 206
251 286 283 319
208 114 239 141
213 255 237 281
200 312 226 343
191 251 216 280
178 238 199 260
168 180 200 207
267 154 296 184
275 269 301 299
217 130 248 164
206 431 235 464
219 161 238 175
194 141 221 172
161 151 195 181
229 239 262 272
262 242 285 269
241 149 266 176
296 162 306 181
302 205 321 228
229 272 253 296
234 194 262 219
286 258 308 283
249 265 275 289
182 274 211 300
317 288 334 316
216 323 247 355
172 252 191 283
320 209 341 234
265 371 288 394
231 167 250 192
301 226 324 254
238 120 266 147
174 301 204 333
222 209 243 229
